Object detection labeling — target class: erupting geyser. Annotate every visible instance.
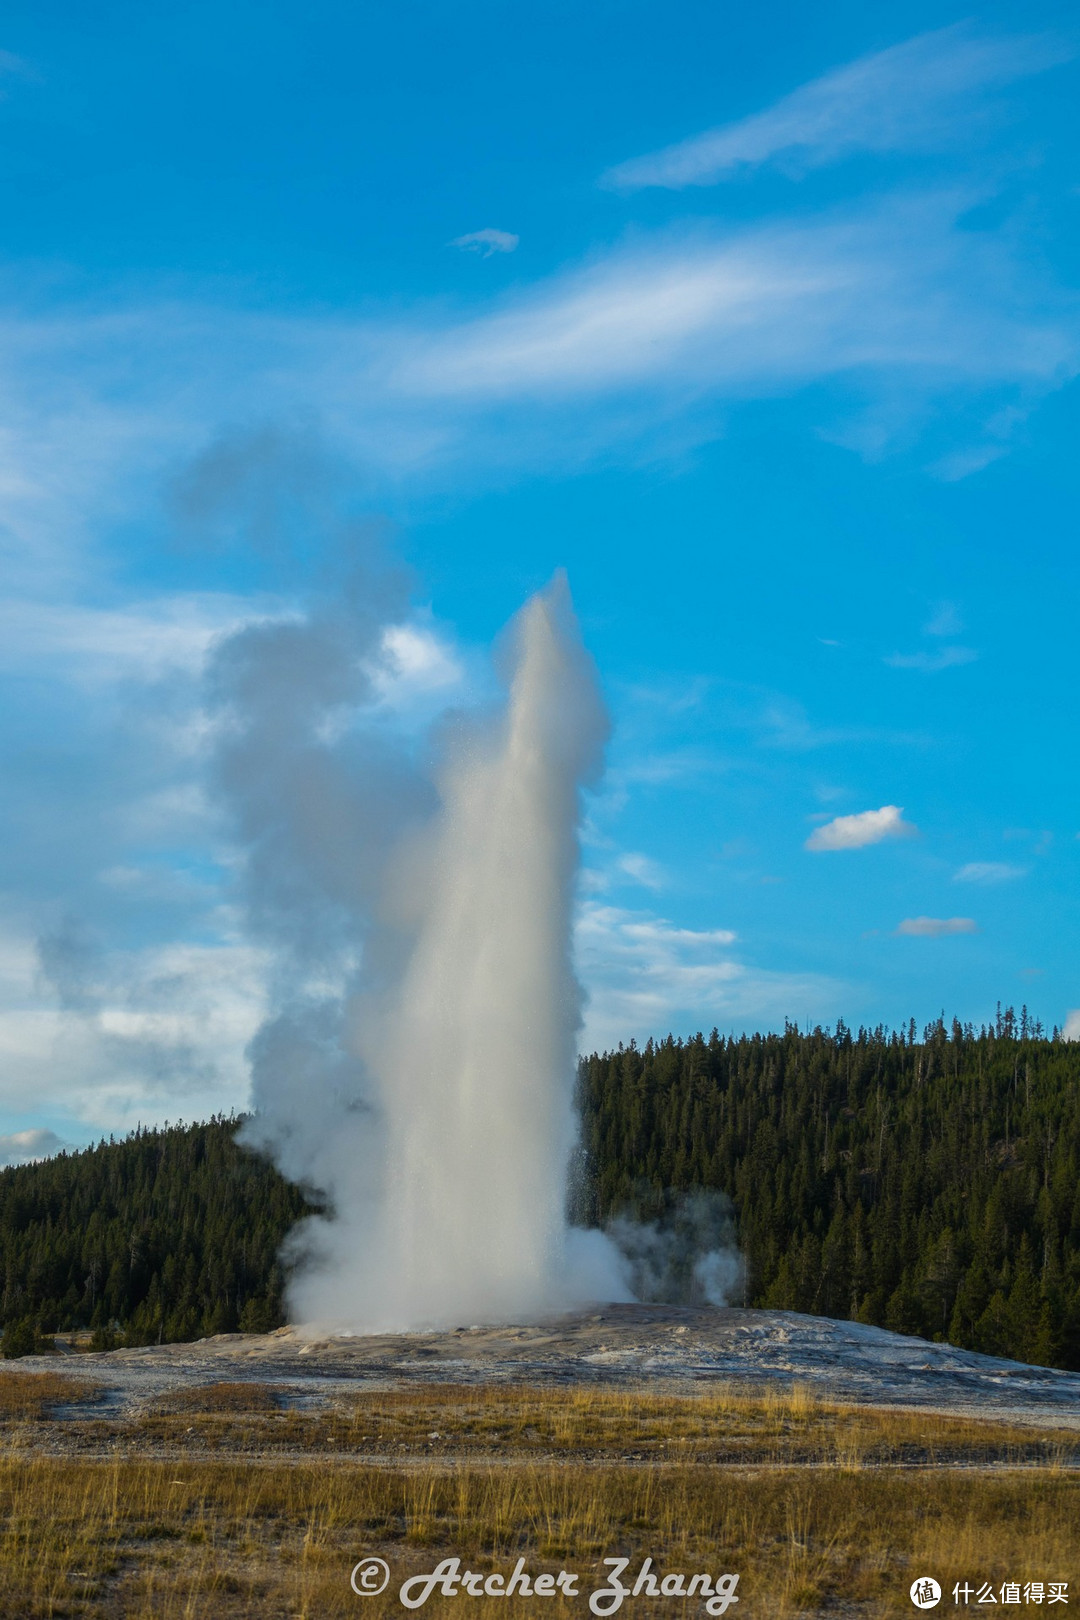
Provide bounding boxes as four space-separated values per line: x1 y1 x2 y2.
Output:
360 579 625 1326
227 573 628 1331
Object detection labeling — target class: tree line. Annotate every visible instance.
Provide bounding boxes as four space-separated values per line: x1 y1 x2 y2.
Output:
576 1009 1080 1369
0 1117 311 1355
2 1009 1079 1369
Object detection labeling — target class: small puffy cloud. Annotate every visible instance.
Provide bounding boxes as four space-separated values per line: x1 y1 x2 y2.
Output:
371 621 463 707
0 1128 67 1167
806 804 915 851
953 861 1027 884
1063 1010 1080 1040
451 229 519 258
895 916 978 937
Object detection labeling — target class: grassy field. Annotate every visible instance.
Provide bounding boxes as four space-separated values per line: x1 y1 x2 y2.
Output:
0 1373 1076 1618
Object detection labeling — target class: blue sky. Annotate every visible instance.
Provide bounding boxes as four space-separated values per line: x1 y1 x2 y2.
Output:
0 0 1078 1159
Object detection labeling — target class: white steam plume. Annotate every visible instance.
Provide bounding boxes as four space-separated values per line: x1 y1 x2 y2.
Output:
605 1191 744 1308
217 569 629 1331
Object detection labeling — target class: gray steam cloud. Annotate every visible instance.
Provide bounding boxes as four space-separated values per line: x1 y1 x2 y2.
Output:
606 1191 744 1307
202 465 633 1327
198 434 741 1329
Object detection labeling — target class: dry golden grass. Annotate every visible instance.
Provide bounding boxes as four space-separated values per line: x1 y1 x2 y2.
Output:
0 1381 1075 1618
150 1382 284 1416
0 1455 1076 1619
317 1382 1079 1469
0 1370 99 1420
39 1378 1077 1470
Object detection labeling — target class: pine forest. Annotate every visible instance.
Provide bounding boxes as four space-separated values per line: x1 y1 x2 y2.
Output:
2 1010 1079 1370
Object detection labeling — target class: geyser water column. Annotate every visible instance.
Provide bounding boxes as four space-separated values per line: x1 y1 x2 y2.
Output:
283 573 628 1332
371 574 608 1325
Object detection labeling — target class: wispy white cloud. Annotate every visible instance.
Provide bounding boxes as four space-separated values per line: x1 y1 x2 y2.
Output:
0 182 1067 567
373 196 1080 490
0 594 465 747
806 804 916 851
930 442 1011 481
953 861 1027 884
0 921 268 1135
928 404 1035 482
602 25 1071 190
0 51 37 84
616 852 665 890
394 239 819 397
1064 1010 1080 1040
895 915 978 937
619 917 738 950
0 594 268 684
575 902 841 1052
756 698 881 752
451 229 519 257
884 645 978 672
924 601 963 638
884 599 979 671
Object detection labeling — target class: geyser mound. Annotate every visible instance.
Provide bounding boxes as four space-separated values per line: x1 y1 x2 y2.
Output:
227 574 629 1332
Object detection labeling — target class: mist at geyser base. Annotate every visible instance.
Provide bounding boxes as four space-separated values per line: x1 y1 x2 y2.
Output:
218 570 629 1331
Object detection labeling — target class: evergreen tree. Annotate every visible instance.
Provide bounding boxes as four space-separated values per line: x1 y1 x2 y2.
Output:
578 1015 1080 1370
0 1117 313 1353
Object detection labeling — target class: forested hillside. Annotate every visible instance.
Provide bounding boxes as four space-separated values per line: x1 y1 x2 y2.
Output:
0 1118 311 1354
577 1010 1080 1369
3 1011 1080 1370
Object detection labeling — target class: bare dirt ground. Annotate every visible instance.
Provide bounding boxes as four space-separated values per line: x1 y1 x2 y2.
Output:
23 1305 1080 1428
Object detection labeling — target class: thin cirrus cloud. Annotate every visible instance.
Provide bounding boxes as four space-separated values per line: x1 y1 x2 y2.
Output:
0 594 265 685
0 190 1071 557
884 599 979 672
805 804 916 851
884 645 978 673
0 586 464 716
924 602 963 638
393 232 839 397
450 229 519 257
616 852 666 890
0 50 36 84
390 194 1078 409
953 861 1027 884
895 916 978 937
601 25 1071 190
